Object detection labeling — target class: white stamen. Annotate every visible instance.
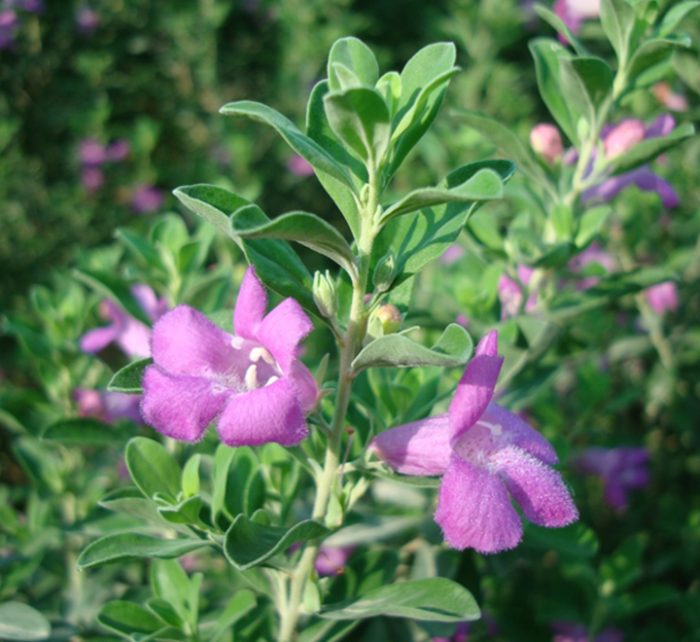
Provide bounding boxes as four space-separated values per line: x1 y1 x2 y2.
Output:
265 375 279 387
244 364 258 390
250 346 275 365
478 420 503 437
231 336 244 349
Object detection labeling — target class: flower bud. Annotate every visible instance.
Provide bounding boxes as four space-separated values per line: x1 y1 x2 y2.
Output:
530 124 563 164
372 252 396 292
312 270 336 318
370 304 402 336
604 119 645 159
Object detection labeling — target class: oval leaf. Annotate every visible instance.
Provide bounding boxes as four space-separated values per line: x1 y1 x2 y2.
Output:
108 358 152 394
78 534 208 569
173 184 247 239
352 323 473 371
0 603 50 642
327 37 379 91
97 601 164 636
319 577 480 623
125 437 181 501
223 515 330 570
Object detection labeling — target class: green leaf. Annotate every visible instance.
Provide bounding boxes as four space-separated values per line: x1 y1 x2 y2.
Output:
375 160 514 284
324 87 391 164
74 269 152 325
319 578 480 623
568 56 614 108
108 358 152 394
173 184 246 239
220 101 355 190
628 36 692 84
327 37 379 91
116 228 163 270
352 324 473 371
231 210 356 276
529 39 578 143
600 0 645 62
533 4 589 55
575 206 611 247
97 601 164 637
656 1 700 37
456 109 550 184
0 603 50 641
77 534 208 569
608 122 695 175
223 515 330 570
42 418 132 446
150 560 195 625
211 446 265 529
211 591 257 642
381 168 503 223
125 437 181 501
376 71 402 118
181 454 201 499
306 80 364 239
398 42 456 111
523 523 599 558
230 204 315 313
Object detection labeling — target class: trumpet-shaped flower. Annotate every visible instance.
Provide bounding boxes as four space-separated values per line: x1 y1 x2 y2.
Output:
373 331 577 553
80 284 168 359
141 267 317 446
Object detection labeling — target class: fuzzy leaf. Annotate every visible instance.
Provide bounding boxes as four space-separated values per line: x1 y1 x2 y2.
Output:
108 358 152 394
125 437 181 501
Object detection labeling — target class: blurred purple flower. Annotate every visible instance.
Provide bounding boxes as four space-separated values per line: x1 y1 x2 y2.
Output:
432 622 470 642
440 244 465 265
373 331 577 553
105 139 130 162
653 83 688 113
141 267 317 445
530 123 563 164
455 313 469 328
79 138 108 166
81 167 105 194
80 284 168 359
74 388 142 424
568 243 616 289
498 265 536 319
0 10 18 50
314 546 353 576
552 621 623 642
14 0 43 13
287 154 314 177
75 5 99 34
554 0 600 35
571 447 650 511
645 281 678 315
131 184 165 214
582 116 680 209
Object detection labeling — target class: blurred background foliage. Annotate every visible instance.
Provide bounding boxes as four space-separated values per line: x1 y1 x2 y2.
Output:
1 0 699 641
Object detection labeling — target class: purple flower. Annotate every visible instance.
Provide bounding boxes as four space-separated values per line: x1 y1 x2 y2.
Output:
571 447 650 511
0 10 18 50
14 0 43 13
653 83 688 113
645 281 679 315
530 123 563 164
568 242 615 289
552 621 623 642
314 546 353 576
287 155 315 177
372 331 577 553
74 388 142 424
131 185 165 214
140 267 317 446
432 622 470 642
80 284 168 359
498 265 536 319
79 138 108 166
75 6 99 34
105 139 130 162
582 115 680 209
554 0 600 35
81 167 105 194
440 244 465 265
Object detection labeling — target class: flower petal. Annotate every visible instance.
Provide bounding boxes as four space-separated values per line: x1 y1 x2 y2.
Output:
482 404 558 464
372 414 452 476
234 267 268 339
491 445 578 528
117 319 152 359
449 330 504 442
216 377 307 447
645 114 675 138
435 454 522 553
131 284 160 321
289 361 318 412
631 169 680 208
257 298 313 372
151 305 235 378
80 325 119 353
141 366 227 441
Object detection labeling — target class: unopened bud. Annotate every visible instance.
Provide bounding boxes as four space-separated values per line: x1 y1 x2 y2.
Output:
372 252 396 292
312 270 336 318
604 119 645 159
370 304 402 337
530 123 563 164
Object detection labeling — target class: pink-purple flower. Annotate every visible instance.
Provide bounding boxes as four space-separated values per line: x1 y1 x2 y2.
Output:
80 284 167 359
530 123 564 164
287 155 315 177
314 546 353 576
498 265 536 319
644 281 679 315
552 621 623 642
0 10 18 49
140 267 317 446
554 0 600 35
372 331 577 553
582 116 680 209
131 184 165 214
568 243 616 290
571 447 650 511
74 388 142 424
